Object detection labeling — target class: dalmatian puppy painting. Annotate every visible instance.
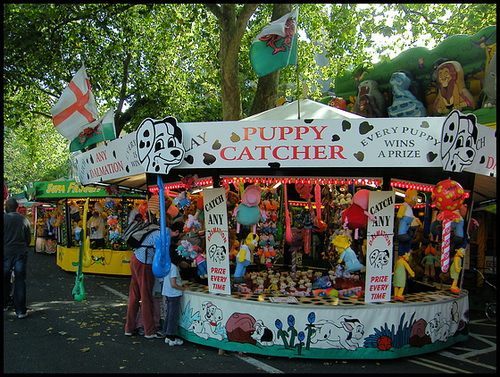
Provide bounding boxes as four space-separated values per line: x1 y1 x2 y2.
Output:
135 116 185 174
441 110 478 172
188 301 225 341
310 315 365 350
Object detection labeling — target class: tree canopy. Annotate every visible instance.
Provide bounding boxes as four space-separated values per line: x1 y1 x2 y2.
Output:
3 3 496 194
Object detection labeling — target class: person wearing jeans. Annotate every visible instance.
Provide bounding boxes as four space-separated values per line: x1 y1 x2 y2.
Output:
3 198 31 318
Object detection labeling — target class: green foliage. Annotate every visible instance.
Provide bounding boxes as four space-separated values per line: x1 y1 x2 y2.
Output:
3 3 496 193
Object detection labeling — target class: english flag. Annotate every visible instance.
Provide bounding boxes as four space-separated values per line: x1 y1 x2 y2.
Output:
50 64 99 140
249 8 299 77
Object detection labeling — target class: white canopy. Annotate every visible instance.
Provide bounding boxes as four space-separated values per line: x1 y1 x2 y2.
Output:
241 98 363 121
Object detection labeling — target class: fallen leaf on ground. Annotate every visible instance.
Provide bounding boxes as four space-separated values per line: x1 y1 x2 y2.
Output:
80 347 90 352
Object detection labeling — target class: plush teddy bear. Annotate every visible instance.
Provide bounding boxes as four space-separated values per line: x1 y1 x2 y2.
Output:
184 214 201 233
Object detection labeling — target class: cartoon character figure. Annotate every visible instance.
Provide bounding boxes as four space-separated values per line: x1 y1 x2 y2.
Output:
331 234 364 272
135 116 185 174
433 61 476 115
233 185 266 234
310 316 364 350
393 251 415 301
387 71 427 117
482 51 496 108
450 248 465 293
397 189 419 252
441 110 478 173
353 80 386 117
422 244 439 281
184 214 201 233
234 233 259 284
341 189 376 239
191 245 207 279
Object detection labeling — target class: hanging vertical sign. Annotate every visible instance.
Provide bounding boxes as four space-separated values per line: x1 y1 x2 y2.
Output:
365 191 395 303
203 188 231 295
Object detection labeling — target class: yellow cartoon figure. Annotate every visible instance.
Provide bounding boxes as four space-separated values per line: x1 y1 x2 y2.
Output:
393 251 415 301
450 248 465 294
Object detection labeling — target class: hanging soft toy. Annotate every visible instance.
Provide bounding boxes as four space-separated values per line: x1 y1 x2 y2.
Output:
422 244 439 281
341 189 376 239
233 233 259 284
450 248 465 293
397 189 419 256
190 245 207 279
184 214 201 233
174 191 191 209
393 250 415 301
194 194 204 223
138 200 149 221
331 234 364 272
105 197 116 211
181 174 199 193
233 184 266 234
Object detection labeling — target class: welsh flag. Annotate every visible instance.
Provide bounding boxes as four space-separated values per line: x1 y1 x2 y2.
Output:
69 108 116 152
249 8 299 77
50 64 99 141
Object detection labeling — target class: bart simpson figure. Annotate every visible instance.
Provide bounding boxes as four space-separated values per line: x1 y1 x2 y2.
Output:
450 248 465 293
393 251 415 301
422 244 439 281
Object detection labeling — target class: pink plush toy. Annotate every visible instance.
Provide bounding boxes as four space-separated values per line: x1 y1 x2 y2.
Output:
233 185 266 234
341 189 376 239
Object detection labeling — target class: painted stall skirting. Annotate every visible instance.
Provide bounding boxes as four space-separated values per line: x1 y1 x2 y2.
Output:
57 245 132 276
178 283 468 359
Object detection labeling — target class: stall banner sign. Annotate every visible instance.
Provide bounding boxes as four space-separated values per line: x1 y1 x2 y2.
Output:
365 191 395 303
74 132 144 186
34 180 106 198
440 110 496 178
203 188 231 295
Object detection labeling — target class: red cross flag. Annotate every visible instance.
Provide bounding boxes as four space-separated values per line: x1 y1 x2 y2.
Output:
50 64 99 140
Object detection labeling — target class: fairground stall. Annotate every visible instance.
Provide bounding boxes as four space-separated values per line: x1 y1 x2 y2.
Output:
71 28 495 358
27 179 144 275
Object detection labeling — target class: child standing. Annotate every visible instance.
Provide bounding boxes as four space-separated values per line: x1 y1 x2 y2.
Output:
162 248 189 346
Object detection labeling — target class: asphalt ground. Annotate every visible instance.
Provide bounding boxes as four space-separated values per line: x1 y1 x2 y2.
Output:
3 249 497 374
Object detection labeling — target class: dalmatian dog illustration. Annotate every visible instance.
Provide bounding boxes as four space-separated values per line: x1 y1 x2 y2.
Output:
425 312 451 343
136 116 185 174
441 110 478 172
189 301 224 341
310 316 364 350
369 248 391 269
251 320 274 346
208 244 227 264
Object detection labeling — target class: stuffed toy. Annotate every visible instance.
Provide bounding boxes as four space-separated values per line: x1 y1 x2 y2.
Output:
233 185 266 234
450 248 465 293
177 239 193 259
174 191 192 209
422 244 439 281
181 174 199 192
482 51 496 108
353 79 387 117
184 214 201 233
393 251 415 301
190 245 207 279
433 60 476 115
229 239 240 261
388 71 427 117
397 189 418 243
234 233 259 284
341 189 376 239
331 234 364 272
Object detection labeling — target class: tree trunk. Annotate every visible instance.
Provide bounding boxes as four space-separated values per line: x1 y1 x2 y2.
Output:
250 4 293 116
206 4 258 121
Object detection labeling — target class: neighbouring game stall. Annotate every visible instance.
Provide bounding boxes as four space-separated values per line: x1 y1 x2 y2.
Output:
27 179 144 275
70 27 495 358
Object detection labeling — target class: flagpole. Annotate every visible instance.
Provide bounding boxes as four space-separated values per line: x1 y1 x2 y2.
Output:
295 7 300 120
